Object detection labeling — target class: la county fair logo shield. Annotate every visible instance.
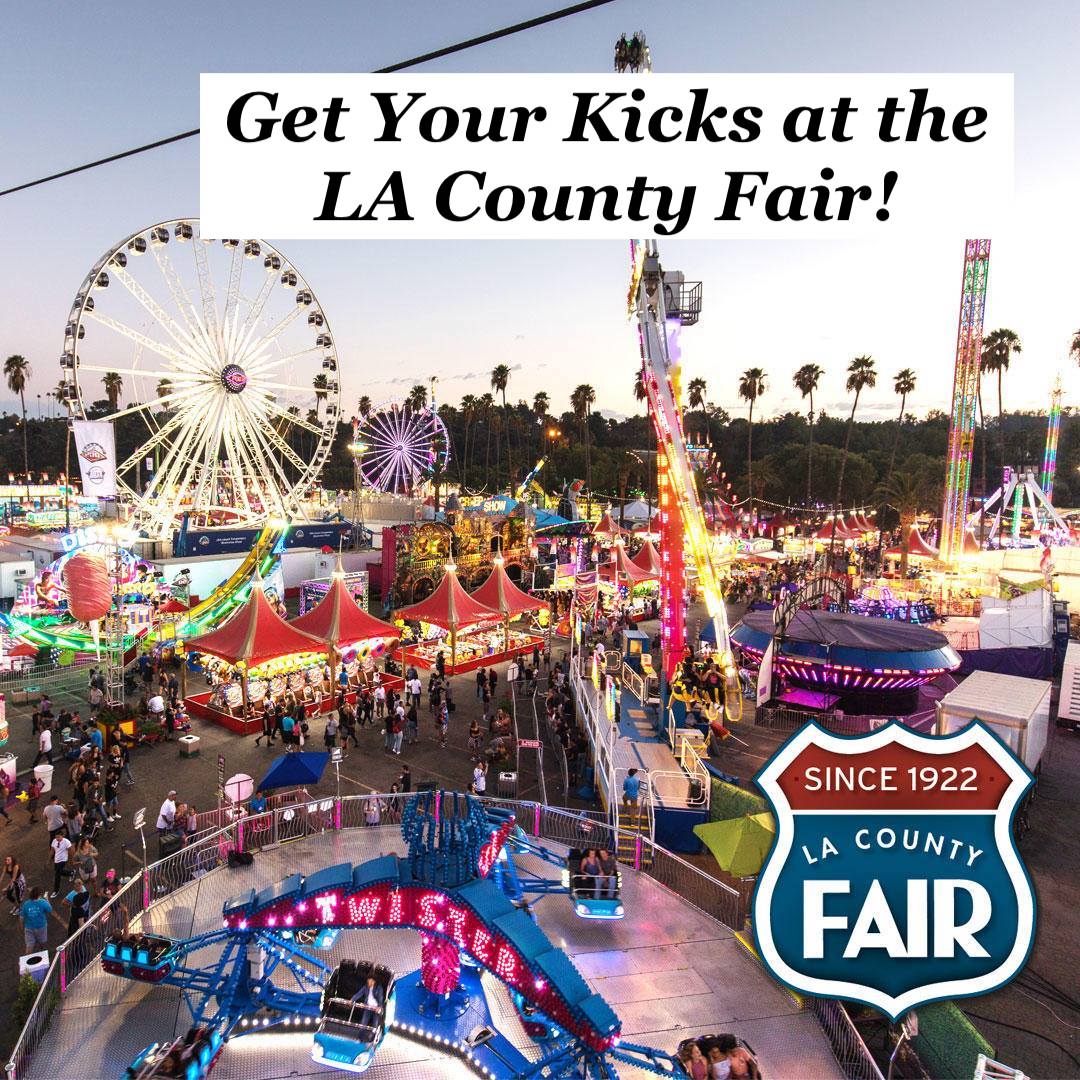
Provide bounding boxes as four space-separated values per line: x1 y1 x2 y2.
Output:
753 721 1035 1019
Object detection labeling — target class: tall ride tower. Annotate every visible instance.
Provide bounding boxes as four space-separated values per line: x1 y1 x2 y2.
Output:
939 239 991 565
1041 376 1063 501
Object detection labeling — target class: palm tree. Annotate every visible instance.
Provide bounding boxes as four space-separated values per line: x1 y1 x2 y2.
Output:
312 373 329 417
737 368 767 521
156 378 174 410
479 392 495 488
459 394 477 485
792 363 824 504
407 383 427 412
834 355 877 532
532 391 550 458
633 365 648 406
357 395 372 418
875 471 925 578
687 377 707 440
102 371 123 411
980 328 1021 484
4 355 31 494
1070 330 1080 365
887 368 917 482
491 364 512 488
570 383 596 517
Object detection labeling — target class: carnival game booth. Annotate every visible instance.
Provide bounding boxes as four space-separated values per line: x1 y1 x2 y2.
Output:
394 562 529 674
598 539 659 620
732 608 961 715
470 554 550 655
291 564 401 694
183 583 328 735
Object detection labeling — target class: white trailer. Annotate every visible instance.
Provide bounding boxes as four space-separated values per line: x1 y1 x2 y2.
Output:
935 670 1050 772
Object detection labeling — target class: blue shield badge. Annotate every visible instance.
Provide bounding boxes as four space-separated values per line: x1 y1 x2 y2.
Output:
753 721 1035 1018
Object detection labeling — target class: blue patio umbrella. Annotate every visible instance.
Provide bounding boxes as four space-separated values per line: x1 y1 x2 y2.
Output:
257 751 329 791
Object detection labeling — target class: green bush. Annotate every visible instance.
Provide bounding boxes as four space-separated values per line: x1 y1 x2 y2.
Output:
12 973 57 1032
910 1002 995 1079
709 778 769 822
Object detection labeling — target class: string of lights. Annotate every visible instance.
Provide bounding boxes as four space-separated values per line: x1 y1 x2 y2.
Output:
0 0 619 199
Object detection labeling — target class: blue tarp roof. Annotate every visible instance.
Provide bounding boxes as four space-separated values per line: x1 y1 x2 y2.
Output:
257 751 329 791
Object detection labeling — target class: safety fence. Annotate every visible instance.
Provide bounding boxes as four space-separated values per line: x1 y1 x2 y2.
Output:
807 998 886 1080
0 656 98 698
7 793 877 1080
754 704 877 735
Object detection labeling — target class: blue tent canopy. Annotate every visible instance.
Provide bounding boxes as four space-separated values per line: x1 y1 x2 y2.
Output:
257 751 329 791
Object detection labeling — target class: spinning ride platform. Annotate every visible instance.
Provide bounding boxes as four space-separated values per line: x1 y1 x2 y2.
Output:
25 828 842 1079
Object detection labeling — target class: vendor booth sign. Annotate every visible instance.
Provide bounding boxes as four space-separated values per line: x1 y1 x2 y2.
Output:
753 721 1035 1018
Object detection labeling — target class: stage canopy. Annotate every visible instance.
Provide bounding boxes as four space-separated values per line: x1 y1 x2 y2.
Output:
395 563 500 631
621 499 657 522
185 582 324 668
472 558 549 617
291 564 399 648
631 539 663 576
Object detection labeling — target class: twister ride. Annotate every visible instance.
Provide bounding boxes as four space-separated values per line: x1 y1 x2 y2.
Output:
61 219 340 539
106 791 679 1080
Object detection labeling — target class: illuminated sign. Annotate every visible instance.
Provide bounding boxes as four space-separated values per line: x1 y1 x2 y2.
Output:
226 878 619 1052
60 525 138 554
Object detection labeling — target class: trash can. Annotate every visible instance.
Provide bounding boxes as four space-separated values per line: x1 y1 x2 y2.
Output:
178 734 200 758
497 771 517 798
688 776 704 803
19 951 49 985
33 763 54 794
158 831 185 860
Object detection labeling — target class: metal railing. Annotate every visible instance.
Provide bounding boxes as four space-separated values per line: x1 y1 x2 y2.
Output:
0 655 98 696
7 793 880 1080
807 998 886 1080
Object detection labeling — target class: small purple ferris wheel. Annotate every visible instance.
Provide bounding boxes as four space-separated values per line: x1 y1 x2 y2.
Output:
355 401 450 495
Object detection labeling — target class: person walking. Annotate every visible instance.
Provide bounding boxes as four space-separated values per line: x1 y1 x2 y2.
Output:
19 887 51 954
43 796 66 844
405 701 418 746
324 711 339 749
255 703 276 747
25 777 43 824
407 673 422 710
397 765 411 793
475 669 486 700
50 831 72 897
33 724 53 766
64 879 91 937
4 855 25 915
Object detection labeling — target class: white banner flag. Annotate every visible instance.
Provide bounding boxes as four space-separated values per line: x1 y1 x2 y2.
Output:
757 640 774 708
72 420 117 498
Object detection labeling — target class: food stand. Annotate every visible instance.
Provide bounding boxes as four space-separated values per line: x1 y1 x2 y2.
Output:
393 562 511 674
291 564 400 693
182 582 327 735
470 554 549 657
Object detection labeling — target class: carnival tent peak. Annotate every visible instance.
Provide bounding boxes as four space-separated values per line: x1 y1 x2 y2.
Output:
601 539 658 583
591 510 627 538
472 557 549 616
630 539 663 576
184 582 325 668
291 569 399 648
395 562 501 631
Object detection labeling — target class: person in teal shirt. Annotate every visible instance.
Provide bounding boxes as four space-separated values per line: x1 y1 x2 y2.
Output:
249 790 267 815
19 887 52 952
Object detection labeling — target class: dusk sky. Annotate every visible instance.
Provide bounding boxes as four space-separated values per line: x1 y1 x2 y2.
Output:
2 0 1078 424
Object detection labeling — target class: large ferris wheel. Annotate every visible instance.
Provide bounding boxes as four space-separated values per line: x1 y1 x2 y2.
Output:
61 219 340 539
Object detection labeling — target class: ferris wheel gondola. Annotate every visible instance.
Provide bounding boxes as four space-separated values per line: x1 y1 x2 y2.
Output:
60 219 340 539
